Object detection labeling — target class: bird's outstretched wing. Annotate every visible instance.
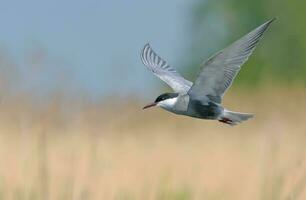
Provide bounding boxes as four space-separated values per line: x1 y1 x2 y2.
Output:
188 19 275 103
141 43 192 93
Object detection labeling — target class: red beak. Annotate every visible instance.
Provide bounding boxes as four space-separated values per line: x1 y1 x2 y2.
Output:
143 102 157 109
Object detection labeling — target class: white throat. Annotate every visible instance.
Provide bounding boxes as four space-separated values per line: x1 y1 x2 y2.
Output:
157 97 178 110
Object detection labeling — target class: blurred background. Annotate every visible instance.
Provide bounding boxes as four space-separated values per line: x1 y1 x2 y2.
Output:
0 0 305 199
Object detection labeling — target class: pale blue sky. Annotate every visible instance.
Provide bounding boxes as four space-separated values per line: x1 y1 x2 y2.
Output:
0 0 196 98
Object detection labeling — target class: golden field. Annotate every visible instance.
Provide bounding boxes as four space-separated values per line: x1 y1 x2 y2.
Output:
0 86 305 200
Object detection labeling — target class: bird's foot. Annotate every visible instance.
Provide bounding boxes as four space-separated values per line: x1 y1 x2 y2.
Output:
218 117 234 125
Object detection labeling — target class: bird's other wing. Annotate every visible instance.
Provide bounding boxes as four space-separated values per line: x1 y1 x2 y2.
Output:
188 18 275 103
141 43 193 93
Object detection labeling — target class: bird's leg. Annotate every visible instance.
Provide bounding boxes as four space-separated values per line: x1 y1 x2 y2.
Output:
218 117 234 125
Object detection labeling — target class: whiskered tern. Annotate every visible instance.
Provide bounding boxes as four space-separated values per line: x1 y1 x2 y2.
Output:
142 19 274 126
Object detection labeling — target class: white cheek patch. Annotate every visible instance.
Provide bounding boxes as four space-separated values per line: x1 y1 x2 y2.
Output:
158 97 178 108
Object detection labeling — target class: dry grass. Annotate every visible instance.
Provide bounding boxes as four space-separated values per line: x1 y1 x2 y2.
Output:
0 87 305 200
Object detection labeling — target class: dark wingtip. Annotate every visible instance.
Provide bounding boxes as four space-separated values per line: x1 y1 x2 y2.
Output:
258 18 276 33
144 43 150 48
270 17 277 22
142 43 151 52
140 43 151 61
266 17 277 25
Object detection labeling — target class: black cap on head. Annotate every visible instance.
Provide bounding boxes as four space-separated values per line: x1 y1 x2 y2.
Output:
154 93 178 103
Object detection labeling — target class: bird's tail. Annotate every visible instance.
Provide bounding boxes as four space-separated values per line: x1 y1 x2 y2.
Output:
218 110 254 126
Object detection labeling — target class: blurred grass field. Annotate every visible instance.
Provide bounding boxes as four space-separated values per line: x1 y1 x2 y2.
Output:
0 86 305 200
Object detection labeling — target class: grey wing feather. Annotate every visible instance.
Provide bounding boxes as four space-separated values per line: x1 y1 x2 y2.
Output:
141 43 192 93
188 18 275 103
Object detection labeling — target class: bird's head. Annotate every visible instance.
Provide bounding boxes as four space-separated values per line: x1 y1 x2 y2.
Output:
143 93 179 110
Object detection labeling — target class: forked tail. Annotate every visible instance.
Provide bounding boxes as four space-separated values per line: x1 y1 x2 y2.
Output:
218 110 254 126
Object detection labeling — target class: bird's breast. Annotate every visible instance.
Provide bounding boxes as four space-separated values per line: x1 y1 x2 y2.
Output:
172 94 190 114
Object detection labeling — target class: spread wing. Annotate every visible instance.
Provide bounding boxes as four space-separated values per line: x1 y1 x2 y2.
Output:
188 19 275 103
141 43 192 93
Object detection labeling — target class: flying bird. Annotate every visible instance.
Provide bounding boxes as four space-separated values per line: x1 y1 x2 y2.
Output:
141 19 274 126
